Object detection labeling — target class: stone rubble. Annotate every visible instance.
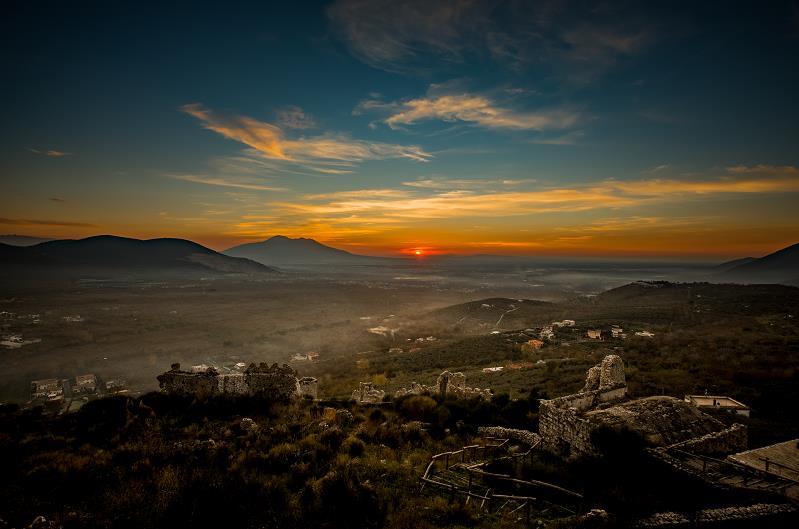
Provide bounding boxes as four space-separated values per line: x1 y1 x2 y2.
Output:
635 503 797 527
393 370 492 401
477 426 540 447
239 417 259 433
351 382 386 403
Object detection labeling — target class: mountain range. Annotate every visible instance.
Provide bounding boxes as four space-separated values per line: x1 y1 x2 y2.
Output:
1 234 797 284
0 235 275 276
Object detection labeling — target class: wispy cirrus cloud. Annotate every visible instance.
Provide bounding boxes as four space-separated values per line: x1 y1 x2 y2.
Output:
725 164 799 177
29 148 71 157
275 105 317 130
529 130 586 146
213 164 798 254
327 0 657 80
385 93 580 131
567 216 716 233
167 174 289 192
176 103 432 193
402 177 527 190
268 165 799 223
181 103 431 164
0 217 96 227
357 86 581 132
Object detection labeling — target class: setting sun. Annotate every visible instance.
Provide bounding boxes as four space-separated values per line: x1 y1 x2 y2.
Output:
414 249 423 256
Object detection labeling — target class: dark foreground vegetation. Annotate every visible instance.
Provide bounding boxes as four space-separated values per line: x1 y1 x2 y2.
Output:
1 391 795 529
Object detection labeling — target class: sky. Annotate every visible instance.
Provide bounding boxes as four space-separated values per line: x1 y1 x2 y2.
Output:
1 0 798 258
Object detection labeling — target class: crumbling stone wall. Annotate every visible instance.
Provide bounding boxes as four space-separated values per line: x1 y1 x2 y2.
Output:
478 426 541 447
351 382 385 403
393 370 492 401
540 355 630 457
635 503 797 528
668 423 748 456
296 377 318 399
539 402 596 457
157 362 313 401
582 354 626 392
539 387 628 457
246 363 300 399
157 366 219 397
217 374 249 395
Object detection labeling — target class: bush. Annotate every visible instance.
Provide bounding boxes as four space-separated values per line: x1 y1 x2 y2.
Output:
398 396 437 421
342 436 365 457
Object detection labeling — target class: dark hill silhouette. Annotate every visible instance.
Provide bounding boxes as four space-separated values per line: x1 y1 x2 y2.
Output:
0 234 55 246
592 281 799 316
721 243 799 285
0 242 58 266
0 235 275 275
225 235 389 266
713 256 756 272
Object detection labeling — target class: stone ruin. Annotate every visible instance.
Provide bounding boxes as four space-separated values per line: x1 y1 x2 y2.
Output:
157 362 318 401
351 381 385 404
393 370 492 401
582 354 626 392
296 376 319 399
539 355 744 459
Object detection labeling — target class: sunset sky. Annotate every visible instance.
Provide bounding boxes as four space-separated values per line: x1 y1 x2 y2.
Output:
2 0 798 258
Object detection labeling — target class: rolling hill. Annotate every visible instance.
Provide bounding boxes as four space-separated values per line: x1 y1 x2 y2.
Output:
421 297 558 332
225 235 388 266
0 235 275 276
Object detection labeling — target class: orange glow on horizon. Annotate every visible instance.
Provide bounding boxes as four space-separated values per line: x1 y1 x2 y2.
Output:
4 223 797 261
398 246 441 257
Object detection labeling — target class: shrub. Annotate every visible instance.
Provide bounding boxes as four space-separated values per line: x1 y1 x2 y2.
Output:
342 436 365 457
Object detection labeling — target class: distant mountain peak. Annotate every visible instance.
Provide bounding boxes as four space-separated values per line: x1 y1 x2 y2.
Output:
225 235 385 266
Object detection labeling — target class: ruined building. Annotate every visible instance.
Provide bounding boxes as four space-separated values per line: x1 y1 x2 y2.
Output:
296 377 319 399
539 355 746 459
394 370 492 401
351 382 386 404
157 362 318 400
